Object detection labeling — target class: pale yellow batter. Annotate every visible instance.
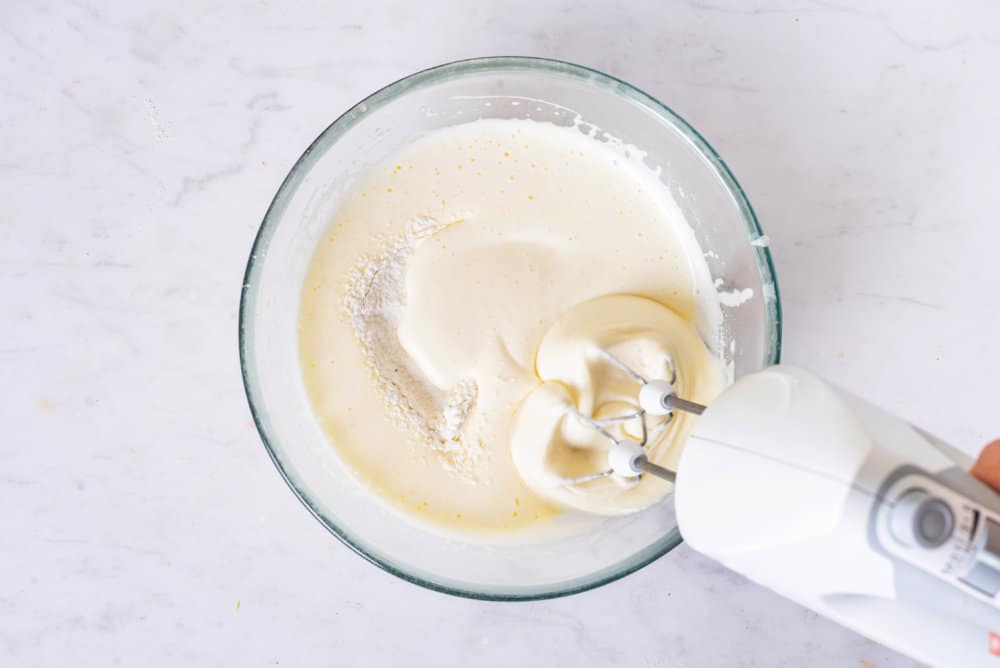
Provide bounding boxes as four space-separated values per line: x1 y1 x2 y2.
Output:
299 118 725 533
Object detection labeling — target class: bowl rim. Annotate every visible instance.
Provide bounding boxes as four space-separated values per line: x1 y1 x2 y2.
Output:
239 55 782 601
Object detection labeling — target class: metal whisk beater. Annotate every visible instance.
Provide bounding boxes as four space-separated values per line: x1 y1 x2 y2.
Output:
563 349 707 486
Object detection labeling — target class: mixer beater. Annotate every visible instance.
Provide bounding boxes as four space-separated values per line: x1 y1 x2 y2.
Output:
564 349 707 486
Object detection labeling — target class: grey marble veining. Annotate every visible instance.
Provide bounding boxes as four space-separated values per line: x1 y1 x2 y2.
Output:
3 0 998 665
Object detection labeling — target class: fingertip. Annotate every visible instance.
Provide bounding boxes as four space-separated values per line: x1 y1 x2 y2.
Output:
971 440 1000 490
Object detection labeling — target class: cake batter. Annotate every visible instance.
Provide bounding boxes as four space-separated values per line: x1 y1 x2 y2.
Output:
299 118 726 532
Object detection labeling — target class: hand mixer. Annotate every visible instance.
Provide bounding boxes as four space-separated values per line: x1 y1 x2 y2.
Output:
569 352 1000 667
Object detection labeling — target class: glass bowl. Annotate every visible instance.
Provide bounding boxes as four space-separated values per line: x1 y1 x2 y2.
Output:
240 57 781 600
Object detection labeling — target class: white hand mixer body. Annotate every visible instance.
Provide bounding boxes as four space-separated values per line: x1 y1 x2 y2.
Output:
607 364 1000 667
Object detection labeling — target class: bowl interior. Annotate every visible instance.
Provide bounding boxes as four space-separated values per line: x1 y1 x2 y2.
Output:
240 57 780 600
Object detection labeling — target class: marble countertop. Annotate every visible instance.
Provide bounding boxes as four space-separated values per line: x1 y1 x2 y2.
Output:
4 1 999 665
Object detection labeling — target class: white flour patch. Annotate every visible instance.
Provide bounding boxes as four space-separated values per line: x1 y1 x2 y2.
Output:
344 217 485 482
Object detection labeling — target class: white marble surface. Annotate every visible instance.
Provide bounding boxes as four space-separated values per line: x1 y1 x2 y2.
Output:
4 0 999 665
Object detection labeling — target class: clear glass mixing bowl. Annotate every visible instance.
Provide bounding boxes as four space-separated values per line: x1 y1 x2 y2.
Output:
240 57 781 600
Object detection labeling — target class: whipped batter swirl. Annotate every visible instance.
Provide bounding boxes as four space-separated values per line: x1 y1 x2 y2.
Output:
510 295 724 515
